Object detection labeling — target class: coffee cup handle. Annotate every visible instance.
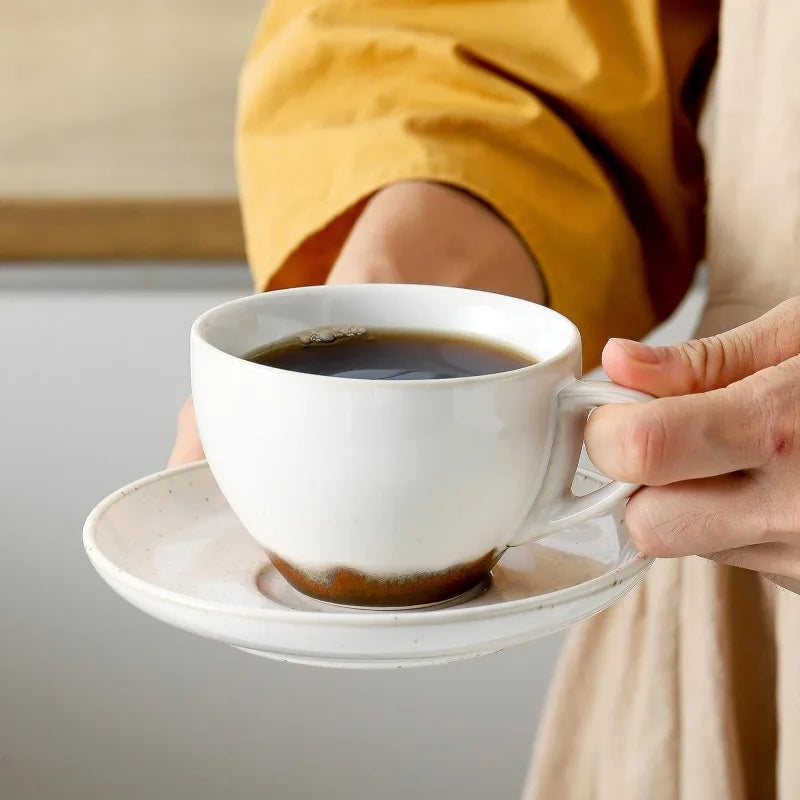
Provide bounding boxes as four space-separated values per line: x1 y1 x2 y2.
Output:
508 380 652 547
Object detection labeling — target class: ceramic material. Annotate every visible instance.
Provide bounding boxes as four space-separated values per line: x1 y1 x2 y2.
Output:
83 463 652 669
191 284 649 606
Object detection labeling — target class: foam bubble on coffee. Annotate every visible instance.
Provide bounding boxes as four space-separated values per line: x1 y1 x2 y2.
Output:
298 326 367 345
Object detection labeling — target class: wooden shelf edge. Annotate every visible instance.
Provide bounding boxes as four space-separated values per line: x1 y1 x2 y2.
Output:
0 198 246 260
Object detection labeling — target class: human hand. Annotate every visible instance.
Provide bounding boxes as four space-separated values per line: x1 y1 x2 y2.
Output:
167 397 204 468
585 297 800 590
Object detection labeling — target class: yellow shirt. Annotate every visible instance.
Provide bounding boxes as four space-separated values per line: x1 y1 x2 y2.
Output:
237 1 718 367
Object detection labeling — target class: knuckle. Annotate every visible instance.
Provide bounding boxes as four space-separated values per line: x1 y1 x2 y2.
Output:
677 333 751 390
675 338 714 392
666 510 717 554
745 367 800 463
626 491 720 557
619 410 668 484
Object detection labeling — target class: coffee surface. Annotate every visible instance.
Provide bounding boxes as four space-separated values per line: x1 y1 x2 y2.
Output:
245 328 534 380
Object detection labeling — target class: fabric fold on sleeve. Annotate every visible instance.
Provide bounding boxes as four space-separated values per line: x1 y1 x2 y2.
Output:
237 0 717 367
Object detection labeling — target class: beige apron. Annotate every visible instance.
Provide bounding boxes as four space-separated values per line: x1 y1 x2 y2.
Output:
523 1 800 797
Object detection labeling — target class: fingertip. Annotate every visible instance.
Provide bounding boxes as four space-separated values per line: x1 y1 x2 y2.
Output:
602 338 691 398
604 337 662 369
625 490 673 558
601 338 636 384
584 404 628 477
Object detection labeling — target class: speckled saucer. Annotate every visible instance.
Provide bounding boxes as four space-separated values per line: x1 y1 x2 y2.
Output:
83 462 651 669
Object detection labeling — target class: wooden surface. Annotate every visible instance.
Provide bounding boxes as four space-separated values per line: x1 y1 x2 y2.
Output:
0 199 245 260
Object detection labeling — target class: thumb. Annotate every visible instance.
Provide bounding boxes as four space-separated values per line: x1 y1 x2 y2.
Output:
602 296 800 397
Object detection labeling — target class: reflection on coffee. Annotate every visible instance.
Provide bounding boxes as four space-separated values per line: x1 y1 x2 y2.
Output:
245 328 535 380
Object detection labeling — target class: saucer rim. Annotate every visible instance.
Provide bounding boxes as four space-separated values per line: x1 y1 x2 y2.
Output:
83 461 652 627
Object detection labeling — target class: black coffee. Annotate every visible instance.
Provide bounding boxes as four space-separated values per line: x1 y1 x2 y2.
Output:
245 327 534 380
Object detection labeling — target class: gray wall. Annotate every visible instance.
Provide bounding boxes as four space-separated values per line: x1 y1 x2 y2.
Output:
0 266 704 800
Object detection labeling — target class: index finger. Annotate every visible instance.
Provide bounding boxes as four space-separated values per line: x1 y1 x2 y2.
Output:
586 362 796 485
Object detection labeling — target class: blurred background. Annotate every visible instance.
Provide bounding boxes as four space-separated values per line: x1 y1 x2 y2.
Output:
0 3 706 799
2 0 257 258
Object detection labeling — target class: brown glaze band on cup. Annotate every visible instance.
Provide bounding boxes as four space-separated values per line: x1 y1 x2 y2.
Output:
268 550 503 608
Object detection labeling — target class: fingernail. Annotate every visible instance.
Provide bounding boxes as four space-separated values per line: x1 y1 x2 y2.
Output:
608 338 662 365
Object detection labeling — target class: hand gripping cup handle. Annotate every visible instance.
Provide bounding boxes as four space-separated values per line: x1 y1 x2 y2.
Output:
509 380 652 546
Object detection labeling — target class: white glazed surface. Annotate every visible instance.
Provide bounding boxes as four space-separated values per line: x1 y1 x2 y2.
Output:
191 285 583 577
83 462 652 669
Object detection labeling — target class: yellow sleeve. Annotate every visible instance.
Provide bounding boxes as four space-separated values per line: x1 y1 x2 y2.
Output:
237 0 718 367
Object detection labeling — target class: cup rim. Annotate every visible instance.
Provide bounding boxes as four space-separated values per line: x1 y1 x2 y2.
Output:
191 284 581 387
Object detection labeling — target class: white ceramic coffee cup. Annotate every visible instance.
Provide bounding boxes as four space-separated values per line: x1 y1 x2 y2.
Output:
191 284 649 608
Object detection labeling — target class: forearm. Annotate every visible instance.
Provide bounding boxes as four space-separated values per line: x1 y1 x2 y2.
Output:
327 182 546 304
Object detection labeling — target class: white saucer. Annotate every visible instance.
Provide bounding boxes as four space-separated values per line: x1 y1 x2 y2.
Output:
83 462 651 669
